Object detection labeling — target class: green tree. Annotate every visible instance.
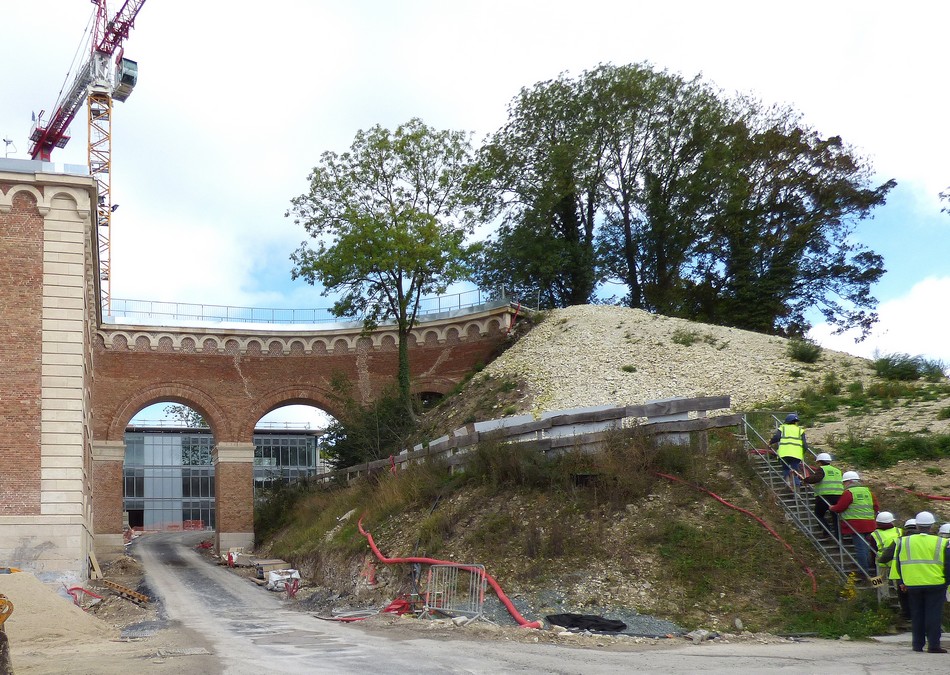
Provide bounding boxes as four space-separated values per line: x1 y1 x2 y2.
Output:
288 118 478 413
687 101 894 337
472 74 604 308
163 404 207 428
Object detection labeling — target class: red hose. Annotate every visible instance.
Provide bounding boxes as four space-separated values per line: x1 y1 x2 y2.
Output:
357 517 542 629
886 485 950 502
655 473 818 594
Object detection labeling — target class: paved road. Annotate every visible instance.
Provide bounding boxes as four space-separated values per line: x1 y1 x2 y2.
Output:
135 533 948 674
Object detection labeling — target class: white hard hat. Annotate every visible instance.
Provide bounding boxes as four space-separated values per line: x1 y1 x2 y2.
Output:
815 453 832 462
875 511 895 524
841 471 860 482
915 511 936 526
939 523 950 536
904 518 917 528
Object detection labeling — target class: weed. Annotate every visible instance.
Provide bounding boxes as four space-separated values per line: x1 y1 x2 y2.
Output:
672 328 700 346
789 370 803 378
499 379 518 392
621 364 637 373
503 405 517 415
924 467 944 477
937 407 950 421
821 372 842 395
832 431 950 468
787 339 821 364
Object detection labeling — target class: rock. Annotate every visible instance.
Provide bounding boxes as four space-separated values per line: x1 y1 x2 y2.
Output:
734 617 743 631
687 629 711 644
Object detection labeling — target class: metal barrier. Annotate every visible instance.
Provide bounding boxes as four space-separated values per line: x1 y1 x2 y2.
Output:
423 564 488 620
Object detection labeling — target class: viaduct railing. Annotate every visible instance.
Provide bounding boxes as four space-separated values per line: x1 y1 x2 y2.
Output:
108 289 508 326
313 395 741 483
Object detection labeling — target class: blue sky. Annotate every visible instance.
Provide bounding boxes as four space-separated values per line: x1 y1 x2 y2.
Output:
3 1 948 422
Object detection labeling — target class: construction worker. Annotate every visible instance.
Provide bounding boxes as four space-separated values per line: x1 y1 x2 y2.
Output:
801 452 843 536
894 511 950 653
829 471 878 575
880 517 915 625
939 523 950 540
768 413 808 490
870 512 902 568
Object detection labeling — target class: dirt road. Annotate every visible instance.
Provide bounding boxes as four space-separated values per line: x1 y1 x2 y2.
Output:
10 532 948 674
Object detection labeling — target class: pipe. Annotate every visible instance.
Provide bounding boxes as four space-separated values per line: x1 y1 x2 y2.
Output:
887 485 950 502
655 472 818 594
357 517 542 629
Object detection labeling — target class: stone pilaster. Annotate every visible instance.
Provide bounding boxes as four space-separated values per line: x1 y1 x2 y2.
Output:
92 440 126 560
212 442 255 554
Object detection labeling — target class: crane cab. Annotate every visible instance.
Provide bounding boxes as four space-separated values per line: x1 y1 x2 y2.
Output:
112 58 138 102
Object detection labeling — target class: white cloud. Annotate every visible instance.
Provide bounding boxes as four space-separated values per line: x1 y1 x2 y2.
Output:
809 277 950 366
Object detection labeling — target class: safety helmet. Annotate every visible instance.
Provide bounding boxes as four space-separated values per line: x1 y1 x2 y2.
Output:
785 413 799 424
939 523 950 536
915 511 936 526
841 471 860 482
815 452 832 462
875 511 895 524
904 518 917 529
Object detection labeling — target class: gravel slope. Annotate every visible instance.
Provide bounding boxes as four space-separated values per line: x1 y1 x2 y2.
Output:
485 305 874 415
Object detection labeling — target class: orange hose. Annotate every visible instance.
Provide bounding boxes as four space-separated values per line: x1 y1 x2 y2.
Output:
357 517 542 629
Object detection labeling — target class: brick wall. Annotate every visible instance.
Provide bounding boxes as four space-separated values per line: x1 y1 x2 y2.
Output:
215 461 254 533
0 186 43 515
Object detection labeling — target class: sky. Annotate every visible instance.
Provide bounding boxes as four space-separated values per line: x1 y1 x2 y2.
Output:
3 1 948 424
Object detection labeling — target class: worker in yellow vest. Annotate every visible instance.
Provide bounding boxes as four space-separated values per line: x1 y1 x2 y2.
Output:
895 511 950 653
829 471 878 576
880 518 916 624
768 413 808 490
802 452 843 537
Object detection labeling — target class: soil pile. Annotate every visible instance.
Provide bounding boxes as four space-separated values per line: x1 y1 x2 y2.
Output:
0 572 117 646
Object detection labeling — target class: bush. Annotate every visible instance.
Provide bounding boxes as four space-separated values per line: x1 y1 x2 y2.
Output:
874 352 947 382
787 338 821 363
672 328 700 346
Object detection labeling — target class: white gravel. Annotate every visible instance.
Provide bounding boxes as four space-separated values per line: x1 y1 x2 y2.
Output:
485 305 875 416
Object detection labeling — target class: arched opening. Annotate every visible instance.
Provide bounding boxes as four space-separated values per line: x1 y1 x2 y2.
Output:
126 402 215 531
253 404 331 493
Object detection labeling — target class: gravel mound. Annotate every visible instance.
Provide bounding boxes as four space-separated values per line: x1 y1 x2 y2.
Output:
486 305 873 415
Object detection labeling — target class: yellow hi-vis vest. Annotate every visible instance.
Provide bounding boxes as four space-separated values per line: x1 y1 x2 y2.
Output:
777 424 804 460
841 486 874 521
896 534 947 586
814 465 844 496
871 526 901 554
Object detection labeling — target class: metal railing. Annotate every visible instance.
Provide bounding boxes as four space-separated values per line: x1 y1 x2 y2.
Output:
740 413 877 587
108 288 507 325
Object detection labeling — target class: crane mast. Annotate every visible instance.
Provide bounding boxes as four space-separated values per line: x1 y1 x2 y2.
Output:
28 0 147 316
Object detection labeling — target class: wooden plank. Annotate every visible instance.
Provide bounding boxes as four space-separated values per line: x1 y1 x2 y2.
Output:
543 406 627 426
102 579 149 604
88 551 102 580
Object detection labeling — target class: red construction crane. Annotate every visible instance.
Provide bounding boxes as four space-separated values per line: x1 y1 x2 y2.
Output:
28 0 148 315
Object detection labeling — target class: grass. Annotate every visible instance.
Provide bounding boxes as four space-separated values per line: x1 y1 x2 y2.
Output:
787 338 822 364
672 328 701 346
873 352 947 382
832 432 950 469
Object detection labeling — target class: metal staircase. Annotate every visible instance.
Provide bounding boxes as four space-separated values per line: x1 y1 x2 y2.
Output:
740 414 884 590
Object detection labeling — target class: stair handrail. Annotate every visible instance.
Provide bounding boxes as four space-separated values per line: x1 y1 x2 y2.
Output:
742 414 872 584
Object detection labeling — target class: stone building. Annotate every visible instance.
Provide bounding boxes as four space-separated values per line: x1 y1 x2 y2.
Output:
0 159 99 584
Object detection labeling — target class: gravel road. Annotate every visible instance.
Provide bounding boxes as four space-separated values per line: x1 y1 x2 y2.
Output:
119 533 948 675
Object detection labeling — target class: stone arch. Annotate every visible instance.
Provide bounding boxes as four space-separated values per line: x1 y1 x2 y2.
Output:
106 382 232 442
0 184 45 215
410 376 456 396
423 330 440 346
240 386 340 441
42 188 85 212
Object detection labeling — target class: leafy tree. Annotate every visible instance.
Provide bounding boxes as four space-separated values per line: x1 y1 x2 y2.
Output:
472 75 604 308
163 404 207 428
288 118 478 412
687 102 894 337
476 63 893 336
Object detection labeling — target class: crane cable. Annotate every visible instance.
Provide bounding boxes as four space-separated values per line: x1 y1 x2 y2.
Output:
357 516 543 629
654 472 819 594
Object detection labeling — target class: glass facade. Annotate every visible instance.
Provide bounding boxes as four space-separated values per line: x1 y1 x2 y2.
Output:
123 428 321 531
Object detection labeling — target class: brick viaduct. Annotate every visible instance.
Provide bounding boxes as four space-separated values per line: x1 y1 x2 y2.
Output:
0 161 517 581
